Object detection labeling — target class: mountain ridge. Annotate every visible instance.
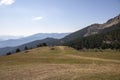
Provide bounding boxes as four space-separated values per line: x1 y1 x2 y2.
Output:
0 14 120 56
61 14 120 42
0 33 69 48
64 22 120 49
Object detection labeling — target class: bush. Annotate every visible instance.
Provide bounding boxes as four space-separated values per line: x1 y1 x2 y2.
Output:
16 48 20 53
51 47 55 50
37 43 47 47
6 52 12 55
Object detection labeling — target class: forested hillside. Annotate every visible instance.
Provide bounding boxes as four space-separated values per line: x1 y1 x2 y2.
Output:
64 23 120 49
61 15 120 43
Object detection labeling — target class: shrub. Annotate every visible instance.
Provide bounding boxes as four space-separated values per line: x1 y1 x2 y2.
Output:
6 52 12 55
16 48 20 53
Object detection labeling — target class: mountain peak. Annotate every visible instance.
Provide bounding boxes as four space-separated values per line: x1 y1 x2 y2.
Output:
84 14 120 36
103 14 120 28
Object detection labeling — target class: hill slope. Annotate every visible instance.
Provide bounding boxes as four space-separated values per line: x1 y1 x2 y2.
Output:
0 46 120 80
0 15 120 56
0 38 60 56
65 23 120 49
61 14 120 43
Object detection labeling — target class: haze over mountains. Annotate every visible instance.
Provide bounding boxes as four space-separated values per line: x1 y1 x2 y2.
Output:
0 33 69 48
0 14 120 56
0 35 23 41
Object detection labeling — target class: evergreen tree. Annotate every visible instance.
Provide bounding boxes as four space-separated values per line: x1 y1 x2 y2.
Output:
24 46 28 50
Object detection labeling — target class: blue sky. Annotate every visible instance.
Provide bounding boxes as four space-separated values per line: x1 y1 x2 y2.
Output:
0 0 120 36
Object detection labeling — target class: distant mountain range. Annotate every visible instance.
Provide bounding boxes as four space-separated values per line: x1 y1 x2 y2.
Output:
0 39 3 42
0 33 69 48
0 38 59 56
0 35 23 40
0 14 120 56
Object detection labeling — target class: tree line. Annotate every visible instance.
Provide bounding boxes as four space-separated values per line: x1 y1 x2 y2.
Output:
6 43 47 55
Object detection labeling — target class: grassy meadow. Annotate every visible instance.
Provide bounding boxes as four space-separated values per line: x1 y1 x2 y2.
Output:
0 46 120 80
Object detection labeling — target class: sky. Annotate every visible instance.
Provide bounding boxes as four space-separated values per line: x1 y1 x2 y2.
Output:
0 0 120 36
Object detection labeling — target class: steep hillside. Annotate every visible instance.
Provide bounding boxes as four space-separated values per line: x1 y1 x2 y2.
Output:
65 23 120 49
61 14 120 43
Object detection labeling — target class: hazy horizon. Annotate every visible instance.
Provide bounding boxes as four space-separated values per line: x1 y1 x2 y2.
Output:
0 32 71 37
1 0 120 36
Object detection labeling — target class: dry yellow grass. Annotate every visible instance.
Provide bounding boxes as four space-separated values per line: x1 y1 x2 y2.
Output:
0 46 120 80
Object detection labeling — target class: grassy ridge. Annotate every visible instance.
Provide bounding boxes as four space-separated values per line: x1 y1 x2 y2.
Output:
0 46 120 80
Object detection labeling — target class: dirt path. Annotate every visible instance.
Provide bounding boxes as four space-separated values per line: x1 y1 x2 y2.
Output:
66 54 120 63
57 46 120 63
58 46 65 51
57 46 65 53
